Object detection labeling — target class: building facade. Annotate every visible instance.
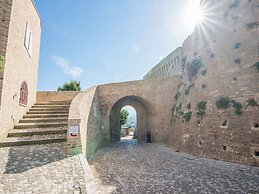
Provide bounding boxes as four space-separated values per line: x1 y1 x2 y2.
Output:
0 0 41 140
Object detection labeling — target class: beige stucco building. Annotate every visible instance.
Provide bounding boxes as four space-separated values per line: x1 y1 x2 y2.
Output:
0 0 41 140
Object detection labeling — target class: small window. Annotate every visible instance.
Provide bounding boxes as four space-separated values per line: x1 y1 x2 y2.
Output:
19 81 28 106
24 22 33 56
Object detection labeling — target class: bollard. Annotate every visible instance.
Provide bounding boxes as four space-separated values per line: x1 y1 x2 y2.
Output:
147 131 152 143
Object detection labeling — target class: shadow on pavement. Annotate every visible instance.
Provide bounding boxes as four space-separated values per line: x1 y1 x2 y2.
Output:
4 143 68 174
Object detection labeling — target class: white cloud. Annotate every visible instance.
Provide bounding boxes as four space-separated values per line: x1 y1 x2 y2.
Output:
52 56 84 78
131 43 140 54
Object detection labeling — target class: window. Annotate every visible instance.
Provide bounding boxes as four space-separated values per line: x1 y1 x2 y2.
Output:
24 22 32 56
19 81 28 106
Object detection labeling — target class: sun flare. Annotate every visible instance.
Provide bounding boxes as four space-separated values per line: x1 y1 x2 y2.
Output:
183 0 205 29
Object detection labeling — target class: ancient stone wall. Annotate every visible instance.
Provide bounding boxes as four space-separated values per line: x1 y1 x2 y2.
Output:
96 78 180 144
144 47 184 79
0 0 41 140
164 0 259 165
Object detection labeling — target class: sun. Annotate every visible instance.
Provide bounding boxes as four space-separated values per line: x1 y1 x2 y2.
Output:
183 0 205 30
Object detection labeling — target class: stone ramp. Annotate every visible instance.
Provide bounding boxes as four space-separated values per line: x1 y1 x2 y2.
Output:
0 101 70 147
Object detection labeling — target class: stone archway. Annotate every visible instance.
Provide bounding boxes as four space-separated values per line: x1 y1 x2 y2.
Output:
109 96 151 142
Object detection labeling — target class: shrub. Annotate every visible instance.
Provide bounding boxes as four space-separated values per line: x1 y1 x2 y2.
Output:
233 77 237 81
196 110 205 119
187 59 202 81
246 22 257 30
254 62 259 71
202 69 207 75
234 43 241 49
216 97 230 109
183 111 192 122
197 101 207 110
185 88 190 95
234 59 241 64
174 92 181 101
229 0 240 9
202 84 207 89
196 101 207 119
247 98 258 106
186 103 191 110
231 100 242 115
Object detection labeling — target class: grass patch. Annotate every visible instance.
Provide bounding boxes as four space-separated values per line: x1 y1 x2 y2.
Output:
183 111 192 122
216 97 230 109
231 100 242 115
187 58 202 81
247 98 258 106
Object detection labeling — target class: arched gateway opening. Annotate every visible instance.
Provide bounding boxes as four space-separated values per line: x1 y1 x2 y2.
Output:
109 96 152 142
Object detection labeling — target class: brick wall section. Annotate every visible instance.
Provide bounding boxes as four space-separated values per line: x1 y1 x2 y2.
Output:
0 0 13 106
36 91 80 103
0 0 41 141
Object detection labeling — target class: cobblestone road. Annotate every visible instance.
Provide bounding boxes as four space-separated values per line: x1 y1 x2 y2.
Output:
0 143 87 194
89 137 259 194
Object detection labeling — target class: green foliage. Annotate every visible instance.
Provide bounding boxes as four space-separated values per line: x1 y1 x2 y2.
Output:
234 59 241 64
196 101 207 119
57 80 81 91
197 101 207 110
68 147 81 156
247 98 258 106
196 110 205 119
183 111 192 122
202 69 207 75
216 97 230 109
234 43 241 49
186 103 191 110
185 88 190 95
187 59 202 81
229 0 239 9
174 92 181 100
176 103 182 112
231 100 242 115
210 53 215 58
202 84 207 89
221 120 228 127
255 62 259 71
120 109 129 125
247 22 257 30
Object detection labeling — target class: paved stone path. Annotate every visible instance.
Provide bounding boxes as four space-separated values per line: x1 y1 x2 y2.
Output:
89 137 259 194
0 143 87 194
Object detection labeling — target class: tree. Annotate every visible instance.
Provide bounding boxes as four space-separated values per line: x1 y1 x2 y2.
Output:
57 80 81 91
120 109 129 125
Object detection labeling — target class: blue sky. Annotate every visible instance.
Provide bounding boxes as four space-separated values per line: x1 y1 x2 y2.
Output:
34 0 199 91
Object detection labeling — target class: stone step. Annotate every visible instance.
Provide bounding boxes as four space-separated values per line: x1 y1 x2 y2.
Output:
0 134 67 147
32 105 70 109
23 114 69 118
27 110 69 114
35 101 71 105
29 108 70 111
8 128 67 137
14 122 68 129
19 117 68 123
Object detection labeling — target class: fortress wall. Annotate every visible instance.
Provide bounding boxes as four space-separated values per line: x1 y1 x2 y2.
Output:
168 0 259 165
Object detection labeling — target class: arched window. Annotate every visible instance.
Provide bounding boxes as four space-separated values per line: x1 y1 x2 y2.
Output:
19 81 28 106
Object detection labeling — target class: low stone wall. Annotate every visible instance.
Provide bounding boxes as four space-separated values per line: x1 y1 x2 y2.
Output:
68 87 103 158
36 91 80 103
